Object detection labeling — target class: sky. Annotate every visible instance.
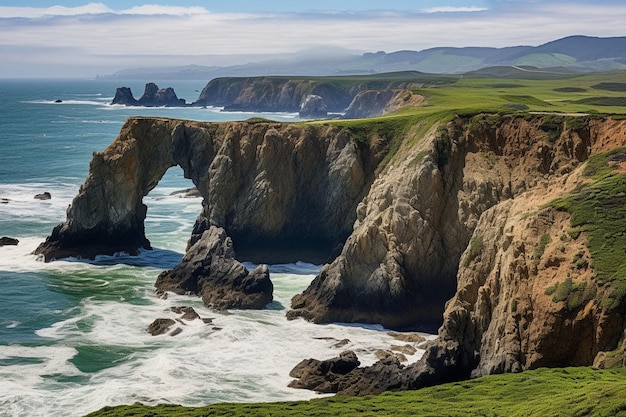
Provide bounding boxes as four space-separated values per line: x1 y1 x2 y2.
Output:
1 1 625 78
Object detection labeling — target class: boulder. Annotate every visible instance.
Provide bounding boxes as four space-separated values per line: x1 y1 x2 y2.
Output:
288 350 360 393
299 94 327 118
288 351 412 396
0 237 19 246
155 226 273 310
34 192 51 200
147 318 176 336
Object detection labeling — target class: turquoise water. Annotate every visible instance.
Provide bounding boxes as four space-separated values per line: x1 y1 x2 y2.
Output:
0 80 431 416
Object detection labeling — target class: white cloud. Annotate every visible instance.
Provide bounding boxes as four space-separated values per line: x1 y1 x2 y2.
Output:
0 3 113 18
422 6 488 13
0 1 625 77
118 5 211 16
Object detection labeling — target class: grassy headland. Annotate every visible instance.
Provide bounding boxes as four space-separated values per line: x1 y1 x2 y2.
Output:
88 69 626 416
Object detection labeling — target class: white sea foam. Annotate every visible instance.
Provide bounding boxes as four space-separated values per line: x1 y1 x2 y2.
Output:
0 254 434 416
24 99 108 106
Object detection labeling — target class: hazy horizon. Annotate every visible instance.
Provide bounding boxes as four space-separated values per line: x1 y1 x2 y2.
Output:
2 1 626 78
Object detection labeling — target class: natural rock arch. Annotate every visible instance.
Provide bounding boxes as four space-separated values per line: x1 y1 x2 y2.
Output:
35 116 382 308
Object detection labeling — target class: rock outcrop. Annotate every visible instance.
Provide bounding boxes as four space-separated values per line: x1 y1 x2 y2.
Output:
343 89 425 119
299 94 328 118
112 83 187 107
34 191 51 200
155 226 273 309
0 237 19 246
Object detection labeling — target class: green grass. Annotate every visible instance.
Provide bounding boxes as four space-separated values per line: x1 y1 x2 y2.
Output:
549 149 626 312
463 236 484 267
533 233 552 260
86 367 626 417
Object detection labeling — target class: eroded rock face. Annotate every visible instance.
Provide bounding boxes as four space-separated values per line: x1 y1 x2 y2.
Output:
156 226 273 309
35 117 385 309
299 94 327 118
112 83 187 107
290 114 626 394
290 122 470 329
343 89 425 119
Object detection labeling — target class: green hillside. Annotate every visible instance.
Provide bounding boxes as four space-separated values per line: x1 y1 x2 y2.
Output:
86 367 626 417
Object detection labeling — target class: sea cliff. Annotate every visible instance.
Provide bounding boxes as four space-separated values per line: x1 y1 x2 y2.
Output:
37 113 626 392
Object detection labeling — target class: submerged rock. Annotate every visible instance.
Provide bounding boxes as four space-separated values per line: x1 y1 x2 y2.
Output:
147 318 176 336
148 306 212 336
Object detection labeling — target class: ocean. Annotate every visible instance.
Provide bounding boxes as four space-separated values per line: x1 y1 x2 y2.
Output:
0 79 431 416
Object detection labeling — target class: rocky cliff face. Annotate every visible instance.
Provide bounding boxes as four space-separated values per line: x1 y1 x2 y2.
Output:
192 76 423 113
289 115 626 395
343 89 425 119
35 117 388 308
36 112 626 391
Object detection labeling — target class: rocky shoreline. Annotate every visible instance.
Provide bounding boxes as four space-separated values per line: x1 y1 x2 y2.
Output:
111 78 427 119
36 114 626 396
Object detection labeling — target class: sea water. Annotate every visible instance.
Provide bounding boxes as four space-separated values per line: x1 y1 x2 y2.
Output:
0 79 432 417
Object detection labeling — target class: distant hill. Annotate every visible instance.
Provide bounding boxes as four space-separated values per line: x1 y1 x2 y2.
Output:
98 35 626 80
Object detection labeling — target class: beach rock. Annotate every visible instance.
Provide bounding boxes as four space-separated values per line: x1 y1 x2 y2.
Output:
147 318 176 336
156 226 273 310
170 306 201 321
54 99 63 103
170 187 201 198
0 237 19 246
288 350 360 393
0 198 9 204
34 192 51 200
289 352 412 396
148 306 211 336
299 94 327 118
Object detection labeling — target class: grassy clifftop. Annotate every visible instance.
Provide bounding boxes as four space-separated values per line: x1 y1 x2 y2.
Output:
87 367 626 417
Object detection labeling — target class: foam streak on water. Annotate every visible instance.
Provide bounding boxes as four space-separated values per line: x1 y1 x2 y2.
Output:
0 80 433 417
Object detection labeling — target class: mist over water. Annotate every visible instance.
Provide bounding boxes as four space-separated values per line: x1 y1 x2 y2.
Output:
0 80 432 417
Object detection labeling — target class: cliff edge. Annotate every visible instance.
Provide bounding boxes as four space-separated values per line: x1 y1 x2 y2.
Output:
36 113 626 392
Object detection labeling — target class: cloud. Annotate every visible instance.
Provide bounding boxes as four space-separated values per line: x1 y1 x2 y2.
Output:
422 6 489 13
0 3 113 18
1 1 625 77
